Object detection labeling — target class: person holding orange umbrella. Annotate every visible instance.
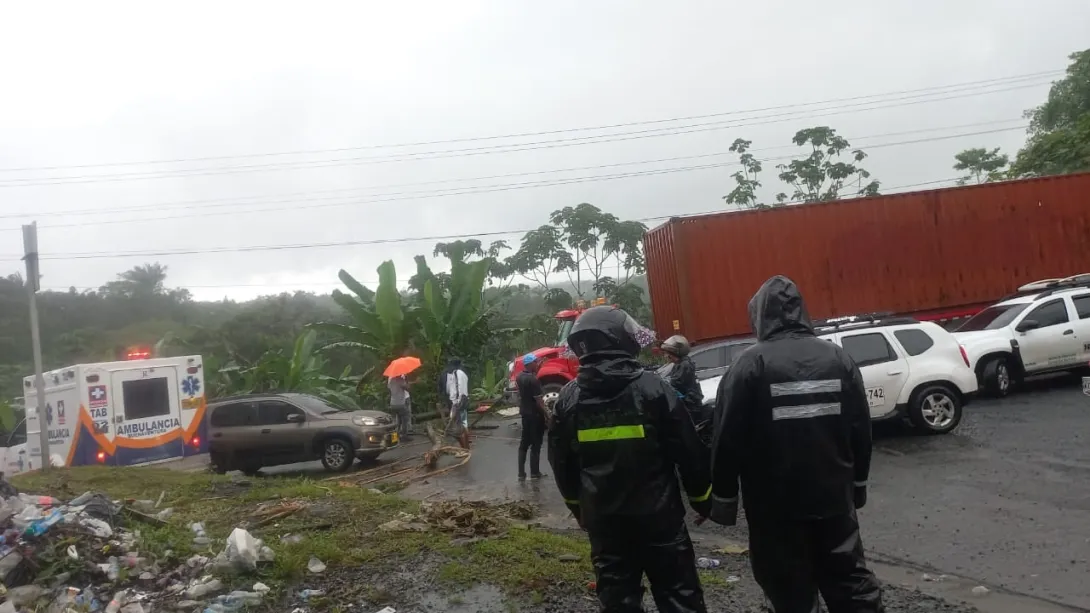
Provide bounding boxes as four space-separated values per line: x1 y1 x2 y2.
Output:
385 356 421 439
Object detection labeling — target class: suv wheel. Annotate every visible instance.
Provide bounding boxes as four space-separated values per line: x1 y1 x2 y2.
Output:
209 452 228 475
981 355 1013 397
321 438 354 472
909 384 963 435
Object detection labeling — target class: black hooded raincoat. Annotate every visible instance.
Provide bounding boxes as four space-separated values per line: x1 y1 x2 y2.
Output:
709 275 883 613
550 346 712 612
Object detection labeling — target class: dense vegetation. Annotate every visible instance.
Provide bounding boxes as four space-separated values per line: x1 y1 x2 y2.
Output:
0 205 651 420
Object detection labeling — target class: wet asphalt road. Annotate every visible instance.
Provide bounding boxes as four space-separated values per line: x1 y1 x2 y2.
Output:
258 375 1090 610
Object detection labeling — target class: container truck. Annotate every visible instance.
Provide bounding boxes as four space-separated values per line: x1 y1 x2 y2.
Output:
644 172 1090 344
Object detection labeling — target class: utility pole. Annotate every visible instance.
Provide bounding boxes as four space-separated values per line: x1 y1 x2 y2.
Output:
22 222 50 471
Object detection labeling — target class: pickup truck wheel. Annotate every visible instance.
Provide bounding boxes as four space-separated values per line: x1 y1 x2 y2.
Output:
981 356 1013 397
908 385 963 435
321 438 354 472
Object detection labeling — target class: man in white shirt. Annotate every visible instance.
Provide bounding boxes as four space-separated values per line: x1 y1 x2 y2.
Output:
445 358 471 449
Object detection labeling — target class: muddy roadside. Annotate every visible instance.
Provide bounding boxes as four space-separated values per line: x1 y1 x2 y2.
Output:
5 465 1000 613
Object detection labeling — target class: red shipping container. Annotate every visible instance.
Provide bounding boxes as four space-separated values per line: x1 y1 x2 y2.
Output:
644 172 1090 343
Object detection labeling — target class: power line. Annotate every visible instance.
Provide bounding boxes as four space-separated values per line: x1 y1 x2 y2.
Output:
0 118 1026 221
0 176 967 264
0 70 1059 175
0 124 1028 234
0 78 1050 188
35 176 967 293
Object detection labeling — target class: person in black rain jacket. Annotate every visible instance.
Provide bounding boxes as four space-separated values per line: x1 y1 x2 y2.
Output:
708 275 883 613
660 335 704 422
549 305 712 613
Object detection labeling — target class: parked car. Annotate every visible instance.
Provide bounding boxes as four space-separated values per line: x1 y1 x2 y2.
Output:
701 316 978 435
207 393 398 474
680 338 757 381
953 275 1090 397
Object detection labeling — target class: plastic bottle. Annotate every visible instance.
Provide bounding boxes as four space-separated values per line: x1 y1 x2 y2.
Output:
696 557 720 569
19 494 60 507
104 590 128 613
106 556 120 581
24 509 63 536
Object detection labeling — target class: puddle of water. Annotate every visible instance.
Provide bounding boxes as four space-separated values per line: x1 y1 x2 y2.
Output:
415 584 509 612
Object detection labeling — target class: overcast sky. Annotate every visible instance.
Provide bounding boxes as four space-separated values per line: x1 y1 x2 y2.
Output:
0 1 1086 301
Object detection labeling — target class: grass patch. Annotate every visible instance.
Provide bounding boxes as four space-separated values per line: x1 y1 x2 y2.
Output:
10 466 598 598
698 569 732 589
438 523 593 591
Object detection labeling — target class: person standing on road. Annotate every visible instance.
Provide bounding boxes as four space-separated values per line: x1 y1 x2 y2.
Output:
660 335 704 423
707 275 883 613
387 374 414 439
515 354 549 481
549 305 712 613
445 358 471 449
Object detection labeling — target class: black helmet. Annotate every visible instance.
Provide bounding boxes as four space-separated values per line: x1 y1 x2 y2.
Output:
660 335 691 357
567 305 642 358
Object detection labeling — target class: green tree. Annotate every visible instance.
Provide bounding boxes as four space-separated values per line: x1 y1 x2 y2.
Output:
101 263 169 298
549 203 619 297
722 138 765 209
543 288 574 313
602 219 649 285
507 225 570 290
1014 49 1090 177
1012 115 1090 177
776 126 880 203
953 147 1010 185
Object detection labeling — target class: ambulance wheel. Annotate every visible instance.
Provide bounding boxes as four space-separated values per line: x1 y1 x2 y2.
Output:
321 438 353 472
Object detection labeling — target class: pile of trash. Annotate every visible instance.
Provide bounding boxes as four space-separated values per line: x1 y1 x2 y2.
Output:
0 478 278 613
378 499 535 538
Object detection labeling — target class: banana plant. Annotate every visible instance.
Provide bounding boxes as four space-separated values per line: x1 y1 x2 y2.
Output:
309 261 414 363
241 330 361 409
471 360 507 404
416 253 493 362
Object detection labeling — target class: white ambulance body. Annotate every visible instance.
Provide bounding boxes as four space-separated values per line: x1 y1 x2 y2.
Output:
23 355 208 469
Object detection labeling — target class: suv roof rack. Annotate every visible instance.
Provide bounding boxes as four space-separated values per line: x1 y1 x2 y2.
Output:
1002 273 1090 301
813 312 919 332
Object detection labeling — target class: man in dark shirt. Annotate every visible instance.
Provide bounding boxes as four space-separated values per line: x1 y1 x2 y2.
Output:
515 354 548 481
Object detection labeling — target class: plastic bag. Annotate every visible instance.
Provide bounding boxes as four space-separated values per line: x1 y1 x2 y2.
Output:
223 528 260 571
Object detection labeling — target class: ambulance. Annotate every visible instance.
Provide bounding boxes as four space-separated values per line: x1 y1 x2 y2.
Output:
23 354 209 468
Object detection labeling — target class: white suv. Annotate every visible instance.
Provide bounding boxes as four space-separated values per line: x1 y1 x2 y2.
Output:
953 276 1090 397
701 316 978 434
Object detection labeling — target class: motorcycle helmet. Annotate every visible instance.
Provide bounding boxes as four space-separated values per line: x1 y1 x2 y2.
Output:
567 305 648 358
660 335 691 357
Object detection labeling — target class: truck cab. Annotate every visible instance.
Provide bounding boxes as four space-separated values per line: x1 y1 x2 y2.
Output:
504 299 612 403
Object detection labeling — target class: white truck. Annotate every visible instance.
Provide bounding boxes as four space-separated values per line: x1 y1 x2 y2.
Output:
22 355 208 469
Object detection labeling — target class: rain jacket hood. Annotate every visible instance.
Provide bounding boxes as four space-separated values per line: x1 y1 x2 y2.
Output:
575 354 643 398
748 275 814 341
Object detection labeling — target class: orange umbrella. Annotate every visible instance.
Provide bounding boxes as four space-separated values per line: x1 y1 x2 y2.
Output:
384 356 422 377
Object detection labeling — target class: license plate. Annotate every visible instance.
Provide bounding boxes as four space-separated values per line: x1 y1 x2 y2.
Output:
865 387 885 408
1083 377 1090 397
390 432 399 444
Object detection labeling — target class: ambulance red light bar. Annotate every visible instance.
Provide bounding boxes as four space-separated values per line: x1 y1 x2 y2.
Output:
125 346 152 360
